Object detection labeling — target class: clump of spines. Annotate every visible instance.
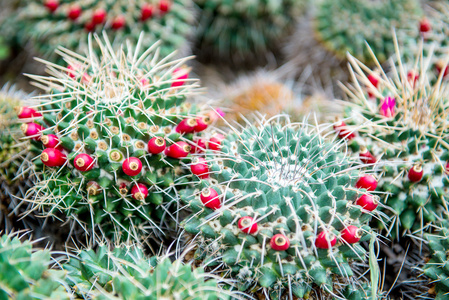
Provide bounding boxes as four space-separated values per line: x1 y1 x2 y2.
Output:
182 116 379 298
20 34 214 244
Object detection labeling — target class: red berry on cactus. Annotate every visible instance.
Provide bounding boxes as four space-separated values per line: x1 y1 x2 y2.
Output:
175 118 197 134
112 15 126 30
140 4 154 21
191 138 207 153
200 188 221 209
315 231 337 249
238 216 258 234
67 5 82 20
41 134 60 149
84 21 96 32
171 68 188 87
159 0 171 14
334 121 355 140
41 148 66 167
367 73 380 88
419 18 431 33
209 134 224 151
165 141 191 159
407 70 419 86
408 164 424 182
355 194 378 212
74 153 95 172
122 157 142 176
270 234 290 251
194 116 210 132
131 183 149 201
436 61 449 78
92 9 107 25
44 0 59 13
86 181 101 195
340 225 362 244
148 137 166 154
359 147 377 164
21 123 43 140
17 106 42 119
355 175 378 191
190 157 209 179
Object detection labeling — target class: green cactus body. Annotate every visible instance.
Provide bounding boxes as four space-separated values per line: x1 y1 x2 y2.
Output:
0 233 71 299
21 35 213 244
64 245 231 299
194 0 306 66
336 49 449 237
18 0 194 59
314 0 421 64
182 117 378 298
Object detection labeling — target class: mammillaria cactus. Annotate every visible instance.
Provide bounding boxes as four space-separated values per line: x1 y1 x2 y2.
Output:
64 244 232 299
17 0 194 59
194 0 306 67
0 233 71 299
335 44 449 237
20 34 214 244
181 116 379 298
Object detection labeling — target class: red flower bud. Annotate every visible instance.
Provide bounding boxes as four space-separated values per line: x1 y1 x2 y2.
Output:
270 234 290 251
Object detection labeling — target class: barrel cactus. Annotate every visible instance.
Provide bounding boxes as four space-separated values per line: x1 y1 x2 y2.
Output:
194 0 306 67
20 34 213 244
18 0 194 60
334 47 449 238
0 233 71 299
64 244 233 299
182 116 379 298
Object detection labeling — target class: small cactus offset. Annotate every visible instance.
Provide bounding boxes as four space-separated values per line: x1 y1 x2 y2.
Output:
64 244 232 299
0 233 71 299
18 0 194 59
182 116 379 298
335 45 449 237
194 0 306 66
314 0 421 65
20 34 213 244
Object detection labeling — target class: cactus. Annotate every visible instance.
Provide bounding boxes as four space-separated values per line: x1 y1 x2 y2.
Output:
334 43 449 238
313 0 421 65
0 233 71 299
64 244 232 299
17 0 194 60
20 34 213 244
181 116 379 298
194 0 306 67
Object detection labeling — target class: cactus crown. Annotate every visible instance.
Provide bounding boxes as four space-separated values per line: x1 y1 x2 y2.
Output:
337 44 449 236
22 34 210 244
0 233 71 299
182 116 378 298
19 0 194 59
64 245 232 299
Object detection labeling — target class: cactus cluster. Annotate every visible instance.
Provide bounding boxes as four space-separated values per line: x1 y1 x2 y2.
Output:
18 0 194 59
335 47 449 237
314 0 422 65
0 233 71 299
194 0 306 66
20 34 213 244
182 117 379 298
64 244 231 299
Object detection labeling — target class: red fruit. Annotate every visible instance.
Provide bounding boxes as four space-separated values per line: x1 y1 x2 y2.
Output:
67 5 82 20
208 134 224 151
190 138 207 153
119 182 128 195
190 157 209 179
355 175 378 191
122 157 143 176
175 118 197 133
86 181 101 195
41 134 61 149
436 61 449 78
200 187 221 209
359 147 376 164
270 234 290 251
171 68 188 87
419 18 431 33
140 4 154 21
355 194 378 212
159 0 171 14
131 183 149 201
44 0 59 13
238 216 258 234
367 73 379 88
92 9 107 25
407 70 419 86
21 123 43 140
333 121 355 140
148 137 166 154
165 141 191 159
315 231 337 249
41 148 66 167
17 106 42 119
111 15 126 30
74 153 95 172
446 161 449 174
84 21 96 32
194 116 210 132
408 164 424 182
340 225 362 244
